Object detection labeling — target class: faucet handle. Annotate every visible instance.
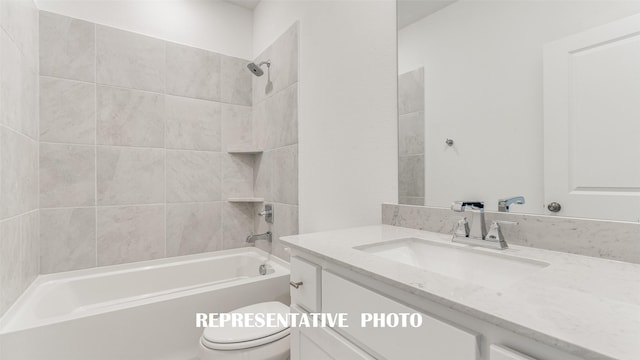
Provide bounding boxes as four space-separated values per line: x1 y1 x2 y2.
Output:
451 201 484 212
485 221 517 249
453 217 470 237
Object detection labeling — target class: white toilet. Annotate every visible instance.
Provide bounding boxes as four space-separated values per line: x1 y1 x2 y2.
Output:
198 301 290 360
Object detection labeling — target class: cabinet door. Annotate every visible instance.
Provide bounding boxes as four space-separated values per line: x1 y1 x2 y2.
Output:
290 256 322 312
491 345 538 360
290 306 375 360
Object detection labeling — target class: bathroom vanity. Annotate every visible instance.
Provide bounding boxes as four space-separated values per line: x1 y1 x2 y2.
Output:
281 225 640 360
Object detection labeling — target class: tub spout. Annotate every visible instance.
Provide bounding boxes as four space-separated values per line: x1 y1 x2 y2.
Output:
246 231 272 244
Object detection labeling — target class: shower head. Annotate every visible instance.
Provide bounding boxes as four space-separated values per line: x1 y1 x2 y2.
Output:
247 60 271 77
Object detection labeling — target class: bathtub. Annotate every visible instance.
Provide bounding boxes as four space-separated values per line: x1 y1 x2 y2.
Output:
0 248 290 360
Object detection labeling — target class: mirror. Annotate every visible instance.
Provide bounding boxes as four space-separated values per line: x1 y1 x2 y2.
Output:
397 0 640 222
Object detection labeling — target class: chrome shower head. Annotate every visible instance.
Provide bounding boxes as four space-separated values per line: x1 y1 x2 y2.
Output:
247 60 270 77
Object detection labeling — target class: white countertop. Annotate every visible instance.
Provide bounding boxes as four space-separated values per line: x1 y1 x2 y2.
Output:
281 225 640 360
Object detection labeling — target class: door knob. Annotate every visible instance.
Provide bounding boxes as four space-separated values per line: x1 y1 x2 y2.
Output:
547 202 562 212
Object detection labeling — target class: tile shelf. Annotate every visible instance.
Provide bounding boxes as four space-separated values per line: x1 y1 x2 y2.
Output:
226 148 263 155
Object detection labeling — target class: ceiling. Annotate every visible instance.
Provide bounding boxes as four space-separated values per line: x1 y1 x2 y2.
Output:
397 0 457 29
224 0 261 10
223 0 455 27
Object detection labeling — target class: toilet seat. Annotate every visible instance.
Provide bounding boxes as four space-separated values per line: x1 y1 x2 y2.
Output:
201 301 290 351
201 328 290 350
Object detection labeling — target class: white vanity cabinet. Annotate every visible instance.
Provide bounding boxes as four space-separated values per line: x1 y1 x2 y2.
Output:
288 253 575 360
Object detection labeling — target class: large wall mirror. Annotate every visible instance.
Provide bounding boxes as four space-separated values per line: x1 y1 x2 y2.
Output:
397 0 640 222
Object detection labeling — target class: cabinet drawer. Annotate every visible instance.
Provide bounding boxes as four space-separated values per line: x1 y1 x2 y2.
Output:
322 271 479 360
290 257 321 312
491 345 538 360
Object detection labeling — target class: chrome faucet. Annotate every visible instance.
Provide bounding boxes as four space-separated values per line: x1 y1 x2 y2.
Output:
498 196 525 212
451 201 486 239
246 231 272 244
451 201 511 250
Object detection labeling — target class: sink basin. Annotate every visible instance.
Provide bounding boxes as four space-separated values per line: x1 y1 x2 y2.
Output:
355 238 549 290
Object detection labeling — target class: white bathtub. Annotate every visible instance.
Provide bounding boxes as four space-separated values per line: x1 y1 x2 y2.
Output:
0 248 290 360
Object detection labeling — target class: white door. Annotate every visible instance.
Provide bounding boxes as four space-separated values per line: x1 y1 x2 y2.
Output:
543 13 640 222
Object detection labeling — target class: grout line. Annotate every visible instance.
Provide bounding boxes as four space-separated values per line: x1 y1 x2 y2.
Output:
94 22 98 267
40 140 228 153
40 201 227 211
0 209 39 225
0 123 39 144
36 9 41 278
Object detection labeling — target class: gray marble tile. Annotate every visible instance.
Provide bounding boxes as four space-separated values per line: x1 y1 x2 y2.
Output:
253 207 271 255
165 95 221 151
40 76 95 144
398 67 424 115
0 127 38 219
0 217 22 316
266 83 298 149
166 43 220 101
20 211 39 287
271 145 298 205
222 202 254 250
40 143 95 208
271 203 298 261
398 155 425 198
1 0 38 67
251 46 272 105
39 11 95 82
251 99 267 150
399 196 425 206
96 86 165 147
253 151 272 202
97 205 165 266
221 55 252 106
40 207 96 273
221 104 252 150
399 111 424 156
0 30 38 139
97 146 165 205
166 150 221 203
96 25 165 92
252 22 298 104
381 204 640 264
222 153 253 199
166 202 222 256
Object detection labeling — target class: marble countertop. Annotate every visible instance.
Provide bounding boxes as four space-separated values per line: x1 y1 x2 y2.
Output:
281 225 640 360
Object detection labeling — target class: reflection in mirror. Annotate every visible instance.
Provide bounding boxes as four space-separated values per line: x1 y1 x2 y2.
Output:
396 0 640 222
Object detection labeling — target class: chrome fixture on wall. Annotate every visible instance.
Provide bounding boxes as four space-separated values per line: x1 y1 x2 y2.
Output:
246 231 272 244
258 204 274 224
246 60 271 76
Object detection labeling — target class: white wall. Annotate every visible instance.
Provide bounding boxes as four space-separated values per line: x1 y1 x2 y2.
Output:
398 1 640 214
253 0 398 233
35 0 253 59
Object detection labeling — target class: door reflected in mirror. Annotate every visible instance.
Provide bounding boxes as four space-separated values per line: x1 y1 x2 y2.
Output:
396 0 640 222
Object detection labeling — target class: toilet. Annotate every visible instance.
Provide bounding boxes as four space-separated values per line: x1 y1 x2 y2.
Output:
198 301 291 360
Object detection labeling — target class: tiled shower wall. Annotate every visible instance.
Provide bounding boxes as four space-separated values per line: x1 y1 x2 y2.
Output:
252 23 299 261
38 11 259 273
0 0 40 316
398 68 425 206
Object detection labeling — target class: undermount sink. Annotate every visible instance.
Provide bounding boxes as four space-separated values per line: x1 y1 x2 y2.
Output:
355 238 549 290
